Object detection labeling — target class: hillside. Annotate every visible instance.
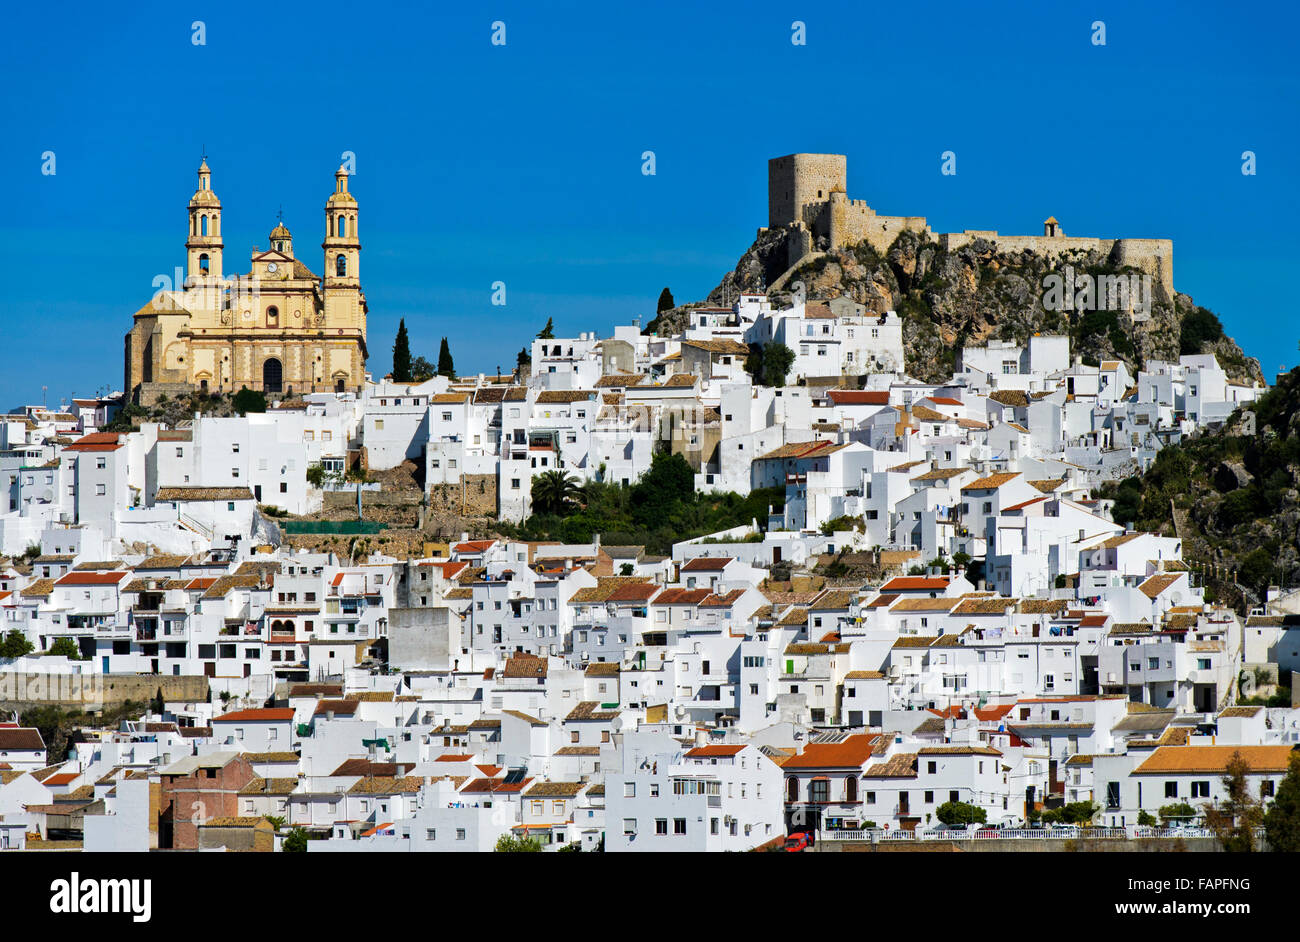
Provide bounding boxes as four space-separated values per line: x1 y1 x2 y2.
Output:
649 229 1262 386
1098 367 1300 609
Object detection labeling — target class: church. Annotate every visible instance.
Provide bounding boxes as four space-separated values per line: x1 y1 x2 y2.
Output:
125 160 368 403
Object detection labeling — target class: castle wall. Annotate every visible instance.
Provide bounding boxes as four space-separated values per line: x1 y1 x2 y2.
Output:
769 153 1176 297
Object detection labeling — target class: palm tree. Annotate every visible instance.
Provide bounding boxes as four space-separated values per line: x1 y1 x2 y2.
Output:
531 471 583 516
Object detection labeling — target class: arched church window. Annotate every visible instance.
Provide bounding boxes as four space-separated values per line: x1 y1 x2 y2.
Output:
336 254 347 277
338 216 347 238
200 215 208 236
199 253 209 273
267 306 280 327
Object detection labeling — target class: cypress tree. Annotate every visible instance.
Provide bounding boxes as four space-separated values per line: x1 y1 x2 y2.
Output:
437 337 455 378
392 319 412 382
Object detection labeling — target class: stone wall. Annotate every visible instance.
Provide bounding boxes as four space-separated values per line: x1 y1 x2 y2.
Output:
0 671 210 711
427 473 497 518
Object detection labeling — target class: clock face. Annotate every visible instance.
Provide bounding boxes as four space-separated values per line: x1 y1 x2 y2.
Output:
267 262 278 273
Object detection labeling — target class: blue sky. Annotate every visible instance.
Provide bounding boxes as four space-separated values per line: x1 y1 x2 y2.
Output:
1 0 1296 408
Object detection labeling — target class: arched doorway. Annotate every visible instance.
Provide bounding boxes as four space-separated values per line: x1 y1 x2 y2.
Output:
263 357 283 393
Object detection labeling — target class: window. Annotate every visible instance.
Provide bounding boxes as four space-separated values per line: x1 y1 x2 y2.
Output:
655 818 668 835
456 828 466 841
624 782 635 798
1262 780 1275 798
95 484 106 496
1165 781 1178 798
374 419 384 431
924 791 934 804
1191 781 1210 798
673 818 686 835
623 818 637 835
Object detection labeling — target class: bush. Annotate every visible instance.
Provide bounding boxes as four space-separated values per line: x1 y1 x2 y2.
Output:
1137 810 1156 826
46 637 83 660
232 386 267 415
0 629 35 659
283 827 309 852
1159 802 1197 825
495 833 543 852
935 800 986 826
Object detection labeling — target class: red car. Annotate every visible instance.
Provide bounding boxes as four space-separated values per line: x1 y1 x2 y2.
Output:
783 832 813 852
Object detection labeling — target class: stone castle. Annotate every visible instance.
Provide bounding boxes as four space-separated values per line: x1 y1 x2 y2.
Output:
125 160 368 403
766 153 1174 297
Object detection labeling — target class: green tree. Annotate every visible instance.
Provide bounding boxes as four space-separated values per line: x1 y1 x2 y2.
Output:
516 347 532 370
0 629 34 659
1263 751 1300 852
411 356 435 381
1058 801 1099 824
1137 810 1157 827
537 317 555 340
495 833 543 852
557 840 582 852
657 287 675 313
150 687 166 716
392 318 412 382
437 338 455 379
1159 801 1197 825
1204 751 1264 852
761 342 796 387
47 637 82 660
232 386 267 415
306 463 326 488
935 800 987 826
283 827 309 852
531 471 584 516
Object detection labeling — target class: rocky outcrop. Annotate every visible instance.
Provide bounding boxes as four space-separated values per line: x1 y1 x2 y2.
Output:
670 227 1263 386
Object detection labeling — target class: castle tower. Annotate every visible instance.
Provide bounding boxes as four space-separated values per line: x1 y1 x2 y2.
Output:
185 159 223 280
1044 216 1060 238
768 153 847 228
269 220 293 257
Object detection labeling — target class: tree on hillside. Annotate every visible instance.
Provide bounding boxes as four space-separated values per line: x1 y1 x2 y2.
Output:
233 386 267 415
537 317 555 340
516 347 532 370
392 319 412 382
531 471 583 516
1264 750 1300 851
628 452 694 527
437 338 455 379
1204 750 1264 852
657 287 675 313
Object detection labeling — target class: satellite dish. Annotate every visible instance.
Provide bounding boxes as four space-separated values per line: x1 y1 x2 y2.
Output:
1170 591 1183 605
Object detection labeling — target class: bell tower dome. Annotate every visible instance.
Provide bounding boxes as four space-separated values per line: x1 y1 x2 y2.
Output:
186 159 223 281
323 165 359 285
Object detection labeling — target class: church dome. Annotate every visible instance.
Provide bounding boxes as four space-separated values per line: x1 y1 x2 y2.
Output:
270 222 292 241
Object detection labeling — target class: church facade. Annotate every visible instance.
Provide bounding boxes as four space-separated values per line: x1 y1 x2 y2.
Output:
125 160 368 402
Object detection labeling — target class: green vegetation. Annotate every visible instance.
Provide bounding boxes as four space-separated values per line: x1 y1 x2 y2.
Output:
437 337 455 379
283 827 310 852
497 453 784 556
1204 751 1263 852
1137 810 1156 826
1158 802 1198 825
1264 751 1300 852
935 801 986 826
531 471 584 516
47 637 85 661
1037 801 1099 825
1180 305 1225 356
744 342 796 388
819 515 862 536
495 833 544 852
233 386 267 415
411 356 435 382
392 318 412 382
0 629 34 659
536 317 555 340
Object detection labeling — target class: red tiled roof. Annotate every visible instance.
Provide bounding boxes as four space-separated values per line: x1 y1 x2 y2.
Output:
64 432 122 452
827 390 890 406
213 708 294 723
681 557 733 572
781 733 884 770
54 571 129 587
685 744 747 758
880 576 950 592
454 540 496 555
